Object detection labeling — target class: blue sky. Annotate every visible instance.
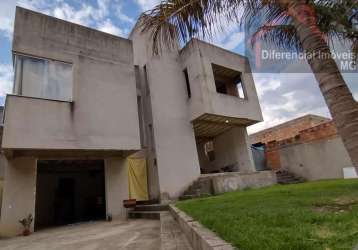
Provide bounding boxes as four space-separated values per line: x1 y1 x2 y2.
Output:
0 0 356 133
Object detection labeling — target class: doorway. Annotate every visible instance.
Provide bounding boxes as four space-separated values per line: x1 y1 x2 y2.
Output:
35 160 106 230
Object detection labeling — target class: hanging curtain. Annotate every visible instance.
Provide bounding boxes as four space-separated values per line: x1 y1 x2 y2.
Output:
127 157 149 201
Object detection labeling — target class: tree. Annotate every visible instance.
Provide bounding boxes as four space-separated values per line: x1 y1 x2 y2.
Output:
139 0 358 169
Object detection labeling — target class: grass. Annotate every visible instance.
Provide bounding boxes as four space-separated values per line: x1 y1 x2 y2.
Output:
176 179 358 250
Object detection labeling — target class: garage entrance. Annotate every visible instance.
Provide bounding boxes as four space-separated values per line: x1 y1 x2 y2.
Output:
35 160 106 230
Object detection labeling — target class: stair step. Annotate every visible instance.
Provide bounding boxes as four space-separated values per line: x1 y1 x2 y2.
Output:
277 177 299 181
179 193 211 201
136 199 160 205
278 180 303 184
276 170 305 185
134 204 169 212
184 189 200 195
128 211 161 220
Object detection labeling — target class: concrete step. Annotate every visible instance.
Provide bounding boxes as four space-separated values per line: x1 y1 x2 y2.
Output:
278 180 303 184
134 204 169 212
184 189 200 196
128 211 161 220
277 176 299 181
136 199 160 205
179 193 211 201
276 170 305 185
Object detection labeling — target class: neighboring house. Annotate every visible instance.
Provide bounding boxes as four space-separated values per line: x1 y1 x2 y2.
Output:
255 116 354 180
0 7 266 236
250 114 330 145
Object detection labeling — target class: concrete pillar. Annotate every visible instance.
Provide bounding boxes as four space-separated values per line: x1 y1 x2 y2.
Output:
214 127 256 173
0 157 37 237
233 127 256 172
104 158 128 220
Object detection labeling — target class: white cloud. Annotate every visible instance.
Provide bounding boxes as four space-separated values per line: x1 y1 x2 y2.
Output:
15 0 125 36
134 0 160 11
254 74 281 98
0 1 16 39
0 63 13 96
97 19 124 36
52 2 95 26
114 4 135 24
247 73 331 134
217 32 245 50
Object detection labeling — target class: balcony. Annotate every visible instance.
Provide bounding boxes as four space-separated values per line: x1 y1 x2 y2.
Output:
2 94 141 158
179 39 263 139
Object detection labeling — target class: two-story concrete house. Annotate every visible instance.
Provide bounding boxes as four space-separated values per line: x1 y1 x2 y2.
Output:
0 7 271 236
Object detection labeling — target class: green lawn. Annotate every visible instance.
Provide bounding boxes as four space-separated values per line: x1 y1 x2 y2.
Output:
176 179 358 250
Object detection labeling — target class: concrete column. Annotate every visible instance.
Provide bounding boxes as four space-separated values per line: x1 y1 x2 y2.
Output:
214 127 256 173
233 127 256 173
0 157 37 237
104 158 128 220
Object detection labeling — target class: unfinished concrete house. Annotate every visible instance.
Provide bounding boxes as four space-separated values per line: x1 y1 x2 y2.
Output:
0 7 275 236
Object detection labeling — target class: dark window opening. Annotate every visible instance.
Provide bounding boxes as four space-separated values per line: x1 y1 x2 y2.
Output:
212 63 246 99
183 68 191 98
204 141 215 162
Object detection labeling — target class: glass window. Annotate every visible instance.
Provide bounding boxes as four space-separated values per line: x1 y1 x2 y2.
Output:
14 55 73 101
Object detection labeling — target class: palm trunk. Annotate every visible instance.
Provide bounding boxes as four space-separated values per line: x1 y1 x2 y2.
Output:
290 2 358 169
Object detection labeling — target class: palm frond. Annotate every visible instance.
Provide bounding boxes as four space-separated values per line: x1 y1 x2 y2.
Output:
137 0 358 57
138 0 245 54
251 24 301 52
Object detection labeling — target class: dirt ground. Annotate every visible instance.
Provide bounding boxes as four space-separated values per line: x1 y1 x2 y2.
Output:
0 219 160 250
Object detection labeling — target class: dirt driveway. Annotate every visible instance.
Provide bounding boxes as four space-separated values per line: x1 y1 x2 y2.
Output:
0 219 160 250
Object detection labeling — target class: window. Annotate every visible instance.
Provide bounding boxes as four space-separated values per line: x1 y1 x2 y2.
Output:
183 68 191 98
14 55 73 101
204 141 215 162
212 63 246 99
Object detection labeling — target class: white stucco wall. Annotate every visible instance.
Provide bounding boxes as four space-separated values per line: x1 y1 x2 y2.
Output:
0 157 37 236
180 39 263 123
130 29 201 200
199 127 256 173
104 158 129 219
2 7 141 152
279 137 353 180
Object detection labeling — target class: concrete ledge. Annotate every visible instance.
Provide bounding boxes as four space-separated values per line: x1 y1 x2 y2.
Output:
169 205 235 250
201 171 276 195
160 211 193 250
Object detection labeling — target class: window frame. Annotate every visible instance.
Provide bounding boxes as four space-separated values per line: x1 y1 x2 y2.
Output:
211 63 248 100
13 53 74 102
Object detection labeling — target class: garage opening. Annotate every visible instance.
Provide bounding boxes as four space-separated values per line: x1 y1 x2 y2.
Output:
35 160 106 230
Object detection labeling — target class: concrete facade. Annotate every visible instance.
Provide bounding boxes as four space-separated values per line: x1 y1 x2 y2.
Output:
3 7 140 152
265 119 353 180
0 7 265 236
197 127 256 173
0 8 141 236
130 29 201 200
279 137 353 180
1 157 37 236
180 39 263 123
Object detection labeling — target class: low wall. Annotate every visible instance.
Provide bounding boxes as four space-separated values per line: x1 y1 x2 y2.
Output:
200 171 276 195
169 205 234 250
279 137 353 180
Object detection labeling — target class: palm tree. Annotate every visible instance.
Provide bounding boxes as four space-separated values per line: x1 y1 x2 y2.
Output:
138 0 358 169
